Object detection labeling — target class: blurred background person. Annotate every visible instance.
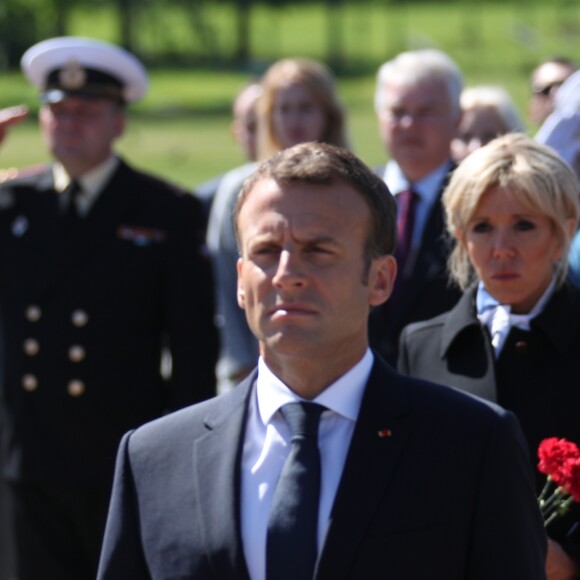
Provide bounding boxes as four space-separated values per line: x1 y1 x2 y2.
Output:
193 81 261 222
254 58 349 159
207 57 349 393
451 85 525 162
368 48 463 366
529 56 577 128
398 133 580 580
0 37 218 579
535 69 580 290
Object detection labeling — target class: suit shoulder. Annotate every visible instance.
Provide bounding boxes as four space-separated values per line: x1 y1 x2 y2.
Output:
125 164 199 203
374 354 505 423
401 310 449 339
122 164 205 222
130 166 186 196
0 165 50 208
401 370 509 426
131 398 214 445
127 387 247 456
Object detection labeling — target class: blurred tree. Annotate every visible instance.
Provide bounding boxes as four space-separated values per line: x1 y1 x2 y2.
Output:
234 0 252 61
53 0 76 36
117 0 136 53
0 0 43 68
0 0 83 68
326 0 344 68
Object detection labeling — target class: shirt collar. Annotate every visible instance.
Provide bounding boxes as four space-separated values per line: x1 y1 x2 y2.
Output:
53 155 120 197
256 349 374 426
384 159 453 202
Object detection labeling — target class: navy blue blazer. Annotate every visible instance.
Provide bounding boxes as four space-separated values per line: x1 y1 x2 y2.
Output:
97 355 546 580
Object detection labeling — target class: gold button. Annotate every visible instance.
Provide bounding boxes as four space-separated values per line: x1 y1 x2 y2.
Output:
22 374 38 391
67 380 85 397
25 305 42 322
68 345 86 362
23 338 40 356
71 310 89 327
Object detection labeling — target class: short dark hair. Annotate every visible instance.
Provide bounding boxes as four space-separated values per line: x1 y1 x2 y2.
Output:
234 142 396 276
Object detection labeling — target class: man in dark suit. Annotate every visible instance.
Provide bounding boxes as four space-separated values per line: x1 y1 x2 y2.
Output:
98 142 546 580
0 37 218 579
368 48 463 365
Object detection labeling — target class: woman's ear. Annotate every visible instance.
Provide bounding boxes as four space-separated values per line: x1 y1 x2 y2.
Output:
565 218 577 240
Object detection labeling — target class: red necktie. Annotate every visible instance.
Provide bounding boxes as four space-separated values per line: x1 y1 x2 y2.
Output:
395 188 418 276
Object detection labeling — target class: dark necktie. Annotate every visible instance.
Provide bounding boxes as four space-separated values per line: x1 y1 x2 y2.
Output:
266 402 325 580
394 188 418 277
62 180 81 234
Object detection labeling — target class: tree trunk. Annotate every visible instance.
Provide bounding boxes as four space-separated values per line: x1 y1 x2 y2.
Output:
234 0 251 62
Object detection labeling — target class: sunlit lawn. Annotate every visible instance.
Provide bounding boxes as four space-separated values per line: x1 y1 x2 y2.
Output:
2 1 579 188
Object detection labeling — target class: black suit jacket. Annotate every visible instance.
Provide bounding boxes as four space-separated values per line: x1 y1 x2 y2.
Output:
399 283 580 561
368 163 461 365
97 356 546 580
0 161 218 489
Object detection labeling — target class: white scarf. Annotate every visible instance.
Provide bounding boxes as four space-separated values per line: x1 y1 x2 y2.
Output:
476 277 556 358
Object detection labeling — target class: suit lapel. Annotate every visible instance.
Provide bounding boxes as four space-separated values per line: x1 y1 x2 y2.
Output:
315 358 412 580
65 161 136 266
192 375 254 580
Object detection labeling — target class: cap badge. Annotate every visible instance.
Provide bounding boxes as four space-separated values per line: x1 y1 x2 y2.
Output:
59 60 87 90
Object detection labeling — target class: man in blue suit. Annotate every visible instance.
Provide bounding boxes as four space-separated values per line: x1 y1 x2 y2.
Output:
98 142 546 579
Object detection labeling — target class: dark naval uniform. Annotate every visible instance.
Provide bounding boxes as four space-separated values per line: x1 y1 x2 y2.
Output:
0 160 218 576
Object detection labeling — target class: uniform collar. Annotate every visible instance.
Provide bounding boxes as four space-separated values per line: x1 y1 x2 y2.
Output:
53 155 119 196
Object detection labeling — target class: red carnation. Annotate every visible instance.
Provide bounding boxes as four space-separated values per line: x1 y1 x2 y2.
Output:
537 438 580 527
563 458 580 502
538 438 580 485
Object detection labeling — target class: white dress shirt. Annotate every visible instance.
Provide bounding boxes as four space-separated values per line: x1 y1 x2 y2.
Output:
53 155 120 216
241 349 374 580
383 160 452 274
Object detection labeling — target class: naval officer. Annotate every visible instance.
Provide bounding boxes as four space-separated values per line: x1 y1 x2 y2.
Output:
0 36 218 580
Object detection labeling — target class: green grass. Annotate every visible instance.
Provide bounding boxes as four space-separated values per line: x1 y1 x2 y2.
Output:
2 1 580 188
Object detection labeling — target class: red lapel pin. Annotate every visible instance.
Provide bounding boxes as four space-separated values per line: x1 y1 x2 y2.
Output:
377 428 392 438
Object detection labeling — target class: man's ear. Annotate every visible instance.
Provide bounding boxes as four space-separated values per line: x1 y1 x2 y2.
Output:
237 257 246 309
368 255 397 307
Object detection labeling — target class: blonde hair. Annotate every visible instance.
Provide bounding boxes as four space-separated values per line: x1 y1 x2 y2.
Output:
256 58 348 160
460 85 525 133
444 133 579 289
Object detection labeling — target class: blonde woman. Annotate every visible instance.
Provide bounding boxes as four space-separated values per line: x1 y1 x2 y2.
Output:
399 133 580 579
